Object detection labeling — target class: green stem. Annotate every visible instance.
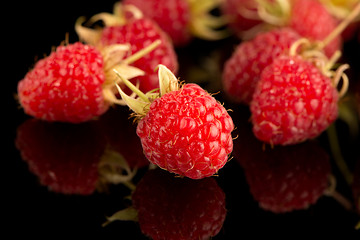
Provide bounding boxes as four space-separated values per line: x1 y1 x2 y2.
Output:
326 124 354 185
123 40 161 65
318 2 360 50
356 221 360 230
114 70 149 102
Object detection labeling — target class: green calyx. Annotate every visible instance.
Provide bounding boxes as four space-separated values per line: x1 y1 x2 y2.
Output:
255 0 291 26
115 64 180 118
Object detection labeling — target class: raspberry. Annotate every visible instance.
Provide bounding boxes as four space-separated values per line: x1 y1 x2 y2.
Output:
240 141 331 213
288 0 341 57
220 0 264 37
224 0 342 57
222 28 300 104
123 0 191 46
76 4 178 93
15 119 106 195
117 65 234 179
131 169 226 240
18 42 109 123
122 0 227 46
250 55 340 145
100 17 178 93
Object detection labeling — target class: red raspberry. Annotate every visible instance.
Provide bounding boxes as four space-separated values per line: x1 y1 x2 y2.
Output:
222 28 300 104
18 42 109 123
15 119 106 195
122 0 191 46
117 65 234 179
77 5 178 94
288 0 341 57
131 169 226 240
99 17 178 93
122 0 227 46
222 0 342 57
250 55 340 145
220 0 264 37
240 141 331 213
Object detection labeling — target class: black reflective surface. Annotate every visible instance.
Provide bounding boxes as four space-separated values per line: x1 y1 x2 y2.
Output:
6 1 360 238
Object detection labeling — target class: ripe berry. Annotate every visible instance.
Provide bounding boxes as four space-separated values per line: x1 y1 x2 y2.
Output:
288 0 341 57
220 0 264 38
116 65 234 179
250 54 342 145
18 42 108 123
15 119 106 195
122 0 227 46
17 41 156 123
76 3 178 93
222 0 342 57
222 28 300 104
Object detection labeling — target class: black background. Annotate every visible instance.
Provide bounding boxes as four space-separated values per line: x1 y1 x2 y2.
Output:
5 1 360 238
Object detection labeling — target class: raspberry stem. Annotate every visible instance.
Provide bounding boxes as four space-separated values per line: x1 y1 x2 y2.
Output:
98 149 138 185
317 2 360 50
323 175 353 211
122 40 162 65
188 0 230 40
256 0 290 26
326 124 354 185
332 64 349 98
114 70 149 102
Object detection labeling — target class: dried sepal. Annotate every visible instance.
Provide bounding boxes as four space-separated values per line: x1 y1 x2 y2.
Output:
188 0 229 40
289 38 350 98
75 17 102 46
320 0 359 19
114 70 151 117
102 207 138 227
158 64 180 97
256 0 291 26
98 148 138 185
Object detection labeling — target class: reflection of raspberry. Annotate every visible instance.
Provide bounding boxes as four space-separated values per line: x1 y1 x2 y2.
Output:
132 169 227 240
352 159 360 214
250 55 339 145
15 119 106 195
99 108 149 169
222 28 300 104
241 142 331 213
